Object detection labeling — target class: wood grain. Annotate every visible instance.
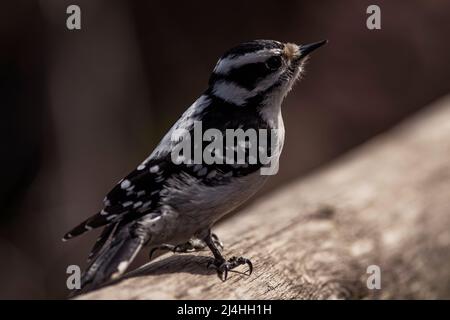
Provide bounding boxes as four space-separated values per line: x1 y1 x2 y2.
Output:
79 96 450 299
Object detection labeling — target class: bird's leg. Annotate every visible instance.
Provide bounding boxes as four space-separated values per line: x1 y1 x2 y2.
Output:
209 233 224 251
148 233 223 260
204 230 252 281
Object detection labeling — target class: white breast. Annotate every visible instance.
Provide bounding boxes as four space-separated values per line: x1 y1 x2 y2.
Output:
259 103 285 175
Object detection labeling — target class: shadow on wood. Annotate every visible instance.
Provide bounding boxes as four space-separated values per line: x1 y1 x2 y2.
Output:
78 95 450 300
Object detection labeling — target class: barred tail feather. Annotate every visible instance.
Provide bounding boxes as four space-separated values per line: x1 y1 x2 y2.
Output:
80 232 145 291
62 212 106 241
63 205 125 241
87 223 118 263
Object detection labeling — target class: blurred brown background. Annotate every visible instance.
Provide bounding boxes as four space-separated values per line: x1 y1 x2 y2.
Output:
1 0 449 299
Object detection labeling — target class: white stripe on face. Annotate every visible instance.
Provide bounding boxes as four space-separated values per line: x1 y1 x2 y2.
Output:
214 49 283 75
212 80 255 105
212 69 284 106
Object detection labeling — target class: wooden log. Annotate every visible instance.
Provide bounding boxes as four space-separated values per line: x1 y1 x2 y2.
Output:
79 96 450 299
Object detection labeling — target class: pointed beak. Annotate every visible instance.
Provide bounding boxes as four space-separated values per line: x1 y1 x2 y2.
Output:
298 40 328 57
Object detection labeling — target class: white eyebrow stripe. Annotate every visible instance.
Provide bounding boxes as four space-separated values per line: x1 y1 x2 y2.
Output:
214 49 282 75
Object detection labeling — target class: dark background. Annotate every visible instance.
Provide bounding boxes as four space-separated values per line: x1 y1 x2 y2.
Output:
1 0 449 299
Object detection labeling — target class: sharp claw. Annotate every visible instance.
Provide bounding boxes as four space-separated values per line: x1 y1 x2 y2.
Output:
246 259 253 276
207 256 252 281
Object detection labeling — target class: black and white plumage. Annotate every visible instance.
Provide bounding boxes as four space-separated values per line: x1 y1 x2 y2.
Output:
63 39 327 290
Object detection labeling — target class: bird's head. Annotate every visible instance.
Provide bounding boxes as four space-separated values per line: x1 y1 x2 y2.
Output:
208 39 327 107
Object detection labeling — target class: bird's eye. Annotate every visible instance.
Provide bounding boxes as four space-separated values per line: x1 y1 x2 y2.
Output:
266 56 282 70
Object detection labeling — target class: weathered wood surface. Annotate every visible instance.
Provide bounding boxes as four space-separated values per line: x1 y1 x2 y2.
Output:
79 96 450 299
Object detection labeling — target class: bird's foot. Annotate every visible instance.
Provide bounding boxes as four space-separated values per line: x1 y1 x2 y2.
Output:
149 233 223 260
207 256 253 281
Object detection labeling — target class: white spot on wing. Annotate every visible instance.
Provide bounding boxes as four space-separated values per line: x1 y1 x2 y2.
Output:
120 179 131 189
122 201 133 207
149 165 159 173
142 200 152 208
137 190 146 197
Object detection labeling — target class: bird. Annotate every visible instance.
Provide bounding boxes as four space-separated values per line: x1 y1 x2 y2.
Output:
63 39 327 291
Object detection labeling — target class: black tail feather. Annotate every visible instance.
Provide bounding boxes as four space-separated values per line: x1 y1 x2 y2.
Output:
87 223 118 263
80 231 145 292
63 205 126 241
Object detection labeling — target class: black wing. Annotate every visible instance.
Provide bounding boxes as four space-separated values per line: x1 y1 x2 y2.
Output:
62 157 171 240
63 96 274 241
